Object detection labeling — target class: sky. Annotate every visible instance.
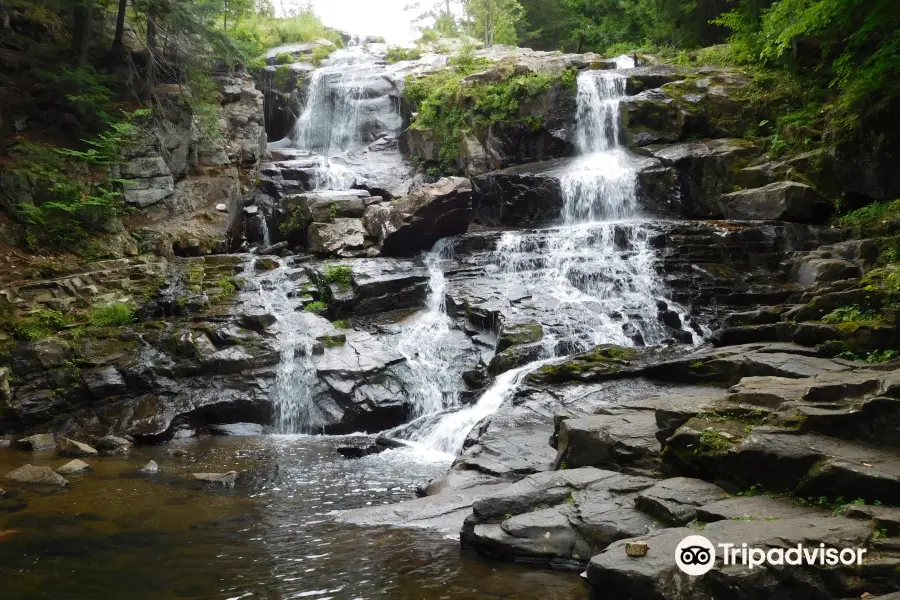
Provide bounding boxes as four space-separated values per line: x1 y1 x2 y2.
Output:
278 0 424 44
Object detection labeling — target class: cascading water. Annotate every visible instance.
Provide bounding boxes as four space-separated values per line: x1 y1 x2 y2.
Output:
239 259 322 433
396 239 462 418
400 65 696 456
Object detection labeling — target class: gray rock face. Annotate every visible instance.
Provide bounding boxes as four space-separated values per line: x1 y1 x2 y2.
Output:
364 176 473 256
120 156 175 208
307 218 370 257
633 478 728 525
554 412 662 474
5 464 68 487
718 181 826 222
645 139 761 218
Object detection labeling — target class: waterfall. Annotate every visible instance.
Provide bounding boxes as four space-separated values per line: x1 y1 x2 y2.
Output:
401 66 695 456
244 259 322 433
396 239 461 418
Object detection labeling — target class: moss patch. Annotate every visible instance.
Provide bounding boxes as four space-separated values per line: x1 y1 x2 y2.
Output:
525 344 638 385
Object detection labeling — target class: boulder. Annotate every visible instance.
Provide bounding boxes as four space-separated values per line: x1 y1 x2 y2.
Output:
96 436 133 456
56 459 92 475
471 159 568 226
553 412 661 474
58 438 99 457
5 464 68 487
15 433 56 451
645 139 761 218
633 478 728 525
307 218 370 257
718 181 826 222
364 177 474 256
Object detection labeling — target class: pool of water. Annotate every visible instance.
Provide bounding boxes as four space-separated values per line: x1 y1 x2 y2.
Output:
0 436 588 600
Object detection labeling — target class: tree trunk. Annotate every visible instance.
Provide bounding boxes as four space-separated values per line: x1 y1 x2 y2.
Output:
111 0 128 56
72 1 93 65
144 1 158 102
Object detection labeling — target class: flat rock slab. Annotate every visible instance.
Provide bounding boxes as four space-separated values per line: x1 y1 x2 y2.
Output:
634 477 729 525
338 483 509 532
696 495 827 522
5 464 68 487
190 471 237 488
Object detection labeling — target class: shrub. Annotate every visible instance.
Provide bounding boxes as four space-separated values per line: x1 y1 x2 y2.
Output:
15 309 68 341
821 306 877 325
322 265 353 289
386 46 422 63
304 301 327 314
275 52 294 64
88 302 135 327
333 320 348 329
310 45 334 67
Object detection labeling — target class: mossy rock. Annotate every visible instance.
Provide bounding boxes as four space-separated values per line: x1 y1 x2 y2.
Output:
496 321 543 353
525 344 638 385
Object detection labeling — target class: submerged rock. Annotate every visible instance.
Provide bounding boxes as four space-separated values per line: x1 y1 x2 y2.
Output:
56 459 92 475
208 423 266 436
190 471 238 488
5 464 68 487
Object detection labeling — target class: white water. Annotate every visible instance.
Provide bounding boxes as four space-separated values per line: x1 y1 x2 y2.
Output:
244 260 323 433
400 67 695 454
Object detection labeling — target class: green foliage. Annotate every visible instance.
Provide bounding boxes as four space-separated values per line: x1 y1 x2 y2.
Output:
7 108 150 250
275 52 295 64
322 266 353 289
225 12 343 57
213 277 238 303
405 64 574 174
463 0 525 45
15 309 68 341
837 200 900 227
185 68 223 144
88 302 136 327
418 28 441 44
821 305 878 325
279 207 311 237
697 429 733 454
385 46 423 64
333 320 348 329
310 45 334 67
304 301 327 314
837 349 900 363
328 203 338 222
37 66 116 133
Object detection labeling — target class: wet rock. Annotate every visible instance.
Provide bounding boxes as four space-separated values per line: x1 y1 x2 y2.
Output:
190 471 238 488
461 468 659 567
336 435 405 458
238 312 277 333
253 257 279 271
471 159 568 226
58 438 99 457
525 345 643 386
56 459 92 475
645 139 761 218
83 366 127 399
365 177 473 257
15 433 56 451
718 181 827 222
139 460 159 474
5 464 68 487
208 423 266 436
256 241 289 255
96 436 133 456
496 321 543 353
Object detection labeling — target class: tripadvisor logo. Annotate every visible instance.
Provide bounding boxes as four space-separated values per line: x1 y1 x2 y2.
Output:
674 535 867 576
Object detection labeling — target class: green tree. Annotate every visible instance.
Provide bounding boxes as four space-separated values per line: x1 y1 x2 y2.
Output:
463 0 524 45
